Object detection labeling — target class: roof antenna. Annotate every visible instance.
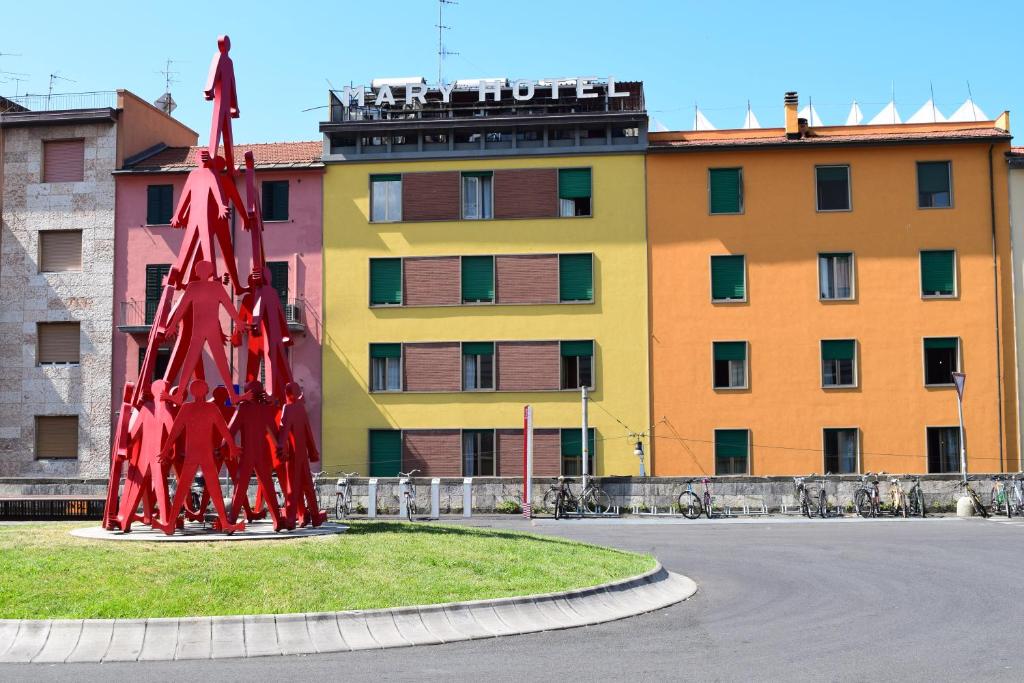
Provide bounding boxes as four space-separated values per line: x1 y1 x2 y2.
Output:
47 71 75 107
436 0 459 86
154 58 179 114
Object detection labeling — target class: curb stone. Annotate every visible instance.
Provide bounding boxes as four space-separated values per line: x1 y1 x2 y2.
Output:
0 563 696 663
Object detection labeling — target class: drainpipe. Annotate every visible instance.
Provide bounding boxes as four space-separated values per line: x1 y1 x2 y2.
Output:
988 144 1006 472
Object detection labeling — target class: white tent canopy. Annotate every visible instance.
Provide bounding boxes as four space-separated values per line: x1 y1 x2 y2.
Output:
650 118 669 133
741 105 761 129
868 100 902 125
947 98 989 122
907 99 946 123
798 104 824 126
693 107 716 131
845 101 864 126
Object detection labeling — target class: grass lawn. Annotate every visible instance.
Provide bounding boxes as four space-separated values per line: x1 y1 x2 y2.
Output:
0 522 654 619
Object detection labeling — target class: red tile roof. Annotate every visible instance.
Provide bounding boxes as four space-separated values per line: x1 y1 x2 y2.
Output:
127 141 323 171
650 126 1009 151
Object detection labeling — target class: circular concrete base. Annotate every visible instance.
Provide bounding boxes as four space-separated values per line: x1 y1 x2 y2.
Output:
70 519 347 542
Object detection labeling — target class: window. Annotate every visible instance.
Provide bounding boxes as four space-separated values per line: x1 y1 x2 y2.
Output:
559 254 593 302
924 337 959 386
369 258 402 305
710 255 746 302
821 339 856 387
927 426 960 473
561 340 594 389
463 430 496 476
138 346 171 382
921 250 955 297
37 322 80 365
146 185 174 225
38 230 82 272
43 139 84 182
369 429 401 477
824 428 859 474
370 343 402 391
462 342 494 390
145 264 171 325
262 180 290 221
715 429 749 475
558 168 592 217
266 261 289 308
461 172 493 219
35 416 78 459
708 168 742 214
918 161 952 208
561 428 595 476
819 252 853 300
816 165 851 211
461 256 494 303
370 174 402 222
713 341 748 389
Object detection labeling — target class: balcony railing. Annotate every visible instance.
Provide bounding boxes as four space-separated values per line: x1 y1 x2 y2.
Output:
2 91 118 113
118 298 306 333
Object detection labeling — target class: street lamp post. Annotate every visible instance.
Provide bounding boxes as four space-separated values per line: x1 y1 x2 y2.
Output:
952 372 967 484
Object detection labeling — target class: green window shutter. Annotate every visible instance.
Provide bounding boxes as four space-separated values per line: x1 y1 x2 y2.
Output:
560 428 596 457
561 340 594 357
370 258 402 305
817 166 848 182
462 171 492 178
369 430 401 477
370 343 402 359
462 342 494 356
921 250 954 296
558 169 592 199
147 185 173 224
262 181 289 221
713 341 746 361
821 340 855 361
924 337 958 350
145 264 170 325
709 168 741 214
918 162 950 194
711 255 745 300
559 254 593 302
715 430 748 459
371 174 402 182
266 261 289 307
461 256 494 303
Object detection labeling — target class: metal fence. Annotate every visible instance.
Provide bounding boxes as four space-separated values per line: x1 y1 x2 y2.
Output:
1 91 117 112
0 498 105 521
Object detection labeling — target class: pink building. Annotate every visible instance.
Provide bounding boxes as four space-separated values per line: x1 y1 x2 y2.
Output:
113 142 325 448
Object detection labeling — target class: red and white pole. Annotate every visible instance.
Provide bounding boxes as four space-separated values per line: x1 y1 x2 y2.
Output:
523 405 533 518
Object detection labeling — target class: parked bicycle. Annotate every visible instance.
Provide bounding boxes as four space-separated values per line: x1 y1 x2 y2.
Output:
334 472 358 519
854 472 882 518
677 477 713 520
548 476 612 519
888 475 909 518
990 475 1012 519
907 475 926 518
1010 473 1024 517
398 470 421 521
793 476 819 519
957 477 989 518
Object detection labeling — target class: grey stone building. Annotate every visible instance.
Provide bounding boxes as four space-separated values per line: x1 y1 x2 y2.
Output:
0 90 196 477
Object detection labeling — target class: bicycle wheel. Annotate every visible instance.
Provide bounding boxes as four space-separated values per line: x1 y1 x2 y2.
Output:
910 486 926 518
899 494 909 518
854 490 873 518
818 489 829 519
704 491 712 519
968 488 988 518
542 488 558 515
678 491 701 520
584 488 612 515
405 495 414 522
554 492 565 520
802 493 818 519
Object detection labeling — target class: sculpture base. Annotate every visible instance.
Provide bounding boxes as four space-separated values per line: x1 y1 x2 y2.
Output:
70 519 347 542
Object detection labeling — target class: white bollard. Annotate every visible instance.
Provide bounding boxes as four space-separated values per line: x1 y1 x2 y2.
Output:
431 478 440 519
399 478 409 518
956 496 976 517
463 477 473 517
368 478 378 519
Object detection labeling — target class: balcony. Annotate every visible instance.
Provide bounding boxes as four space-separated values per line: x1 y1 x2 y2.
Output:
117 300 153 334
1 91 118 112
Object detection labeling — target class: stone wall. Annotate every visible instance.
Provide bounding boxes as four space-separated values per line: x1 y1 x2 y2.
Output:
0 122 116 477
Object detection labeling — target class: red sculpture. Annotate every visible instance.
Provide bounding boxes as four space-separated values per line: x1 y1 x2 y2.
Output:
102 36 324 536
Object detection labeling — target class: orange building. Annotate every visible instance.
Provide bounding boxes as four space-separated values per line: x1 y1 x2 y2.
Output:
647 92 1018 477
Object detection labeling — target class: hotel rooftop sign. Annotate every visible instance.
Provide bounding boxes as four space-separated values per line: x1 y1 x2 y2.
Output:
336 77 633 108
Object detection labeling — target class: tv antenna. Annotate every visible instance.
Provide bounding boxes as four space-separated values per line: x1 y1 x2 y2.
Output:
436 0 459 85
48 71 75 99
154 58 180 114
0 52 29 95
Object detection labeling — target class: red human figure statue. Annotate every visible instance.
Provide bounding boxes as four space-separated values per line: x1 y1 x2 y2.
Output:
103 383 136 529
116 380 175 532
239 268 294 401
160 260 243 405
228 380 285 528
157 379 243 535
205 35 239 173
278 382 326 528
242 151 266 264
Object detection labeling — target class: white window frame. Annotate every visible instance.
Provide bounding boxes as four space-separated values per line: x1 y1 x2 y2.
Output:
922 336 961 387
711 340 749 390
817 252 855 301
925 425 962 474
370 178 402 223
461 346 495 391
461 174 493 220
822 427 861 474
919 249 958 299
814 164 852 213
713 428 751 476
709 254 748 304
370 351 402 392
916 160 954 210
820 338 858 389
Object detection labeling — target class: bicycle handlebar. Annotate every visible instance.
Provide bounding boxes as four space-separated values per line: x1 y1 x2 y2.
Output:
398 470 421 478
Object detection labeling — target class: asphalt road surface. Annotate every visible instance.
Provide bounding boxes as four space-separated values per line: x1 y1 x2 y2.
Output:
8 515 1024 682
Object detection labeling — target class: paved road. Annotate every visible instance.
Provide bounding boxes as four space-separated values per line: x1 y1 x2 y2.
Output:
7 516 1024 681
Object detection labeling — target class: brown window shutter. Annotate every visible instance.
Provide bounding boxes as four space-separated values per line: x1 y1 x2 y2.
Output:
493 169 558 219
43 140 85 182
39 230 83 272
497 429 560 477
401 171 460 221
403 342 461 392
496 341 560 391
403 256 461 306
35 416 79 459
402 429 461 477
495 254 559 304
37 322 81 364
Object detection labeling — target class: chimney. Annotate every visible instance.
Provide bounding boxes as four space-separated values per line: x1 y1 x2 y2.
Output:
784 91 801 139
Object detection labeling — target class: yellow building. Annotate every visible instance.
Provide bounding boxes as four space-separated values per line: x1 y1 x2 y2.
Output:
647 92 1018 477
320 78 650 478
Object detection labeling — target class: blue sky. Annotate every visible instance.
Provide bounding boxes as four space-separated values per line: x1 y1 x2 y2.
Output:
1 0 1020 142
